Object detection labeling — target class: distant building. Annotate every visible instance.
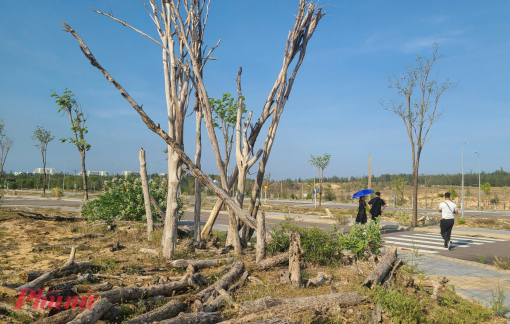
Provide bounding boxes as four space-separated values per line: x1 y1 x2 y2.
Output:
14 172 33 176
158 173 167 177
121 171 139 177
33 168 58 175
77 170 110 177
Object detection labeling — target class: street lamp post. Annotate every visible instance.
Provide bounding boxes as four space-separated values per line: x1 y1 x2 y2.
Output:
474 151 481 211
461 142 468 217
313 165 316 208
63 160 72 192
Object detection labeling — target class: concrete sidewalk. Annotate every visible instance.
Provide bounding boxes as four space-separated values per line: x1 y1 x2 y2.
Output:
400 251 510 317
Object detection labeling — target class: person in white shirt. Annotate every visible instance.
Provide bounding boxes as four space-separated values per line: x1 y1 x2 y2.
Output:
438 192 458 250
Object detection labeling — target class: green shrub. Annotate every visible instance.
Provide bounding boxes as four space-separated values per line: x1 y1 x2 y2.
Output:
338 220 383 258
372 286 425 323
51 187 63 198
324 186 336 201
81 177 182 224
456 218 466 225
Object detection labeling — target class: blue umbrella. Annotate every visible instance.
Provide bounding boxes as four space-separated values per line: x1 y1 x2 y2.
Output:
352 189 374 199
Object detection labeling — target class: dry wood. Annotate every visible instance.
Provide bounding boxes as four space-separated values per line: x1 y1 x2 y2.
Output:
150 195 165 220
371 303 382 324
288 230 303 288
256 212 266 263
17 210 83 221
218 305 302 324
20 271 44 282
240 292 366 316
363 247 397 289
72 282 113 294
96 280 192 304
47 273 96 293
67 297 112 324
140 248 158 254
278 270 291 285
414 277 449 300
0 301 36 321
257 253 289 270
33 308 84 324
110 241 120 252
32 242 88 252
304 272 331 288
159 311 223 324
248 276 264 284
60 246 77 271
139 147 154 240
123 300 185 324
227 271 249 293
194 299 204 312
167 258 234 269
69 233 104 240
384 259 403 286
16 271 54 290
196 261 244 302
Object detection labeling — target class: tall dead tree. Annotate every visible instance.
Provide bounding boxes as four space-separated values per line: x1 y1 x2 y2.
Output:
139 148 154 240
381 44 456 227
0 136 13 179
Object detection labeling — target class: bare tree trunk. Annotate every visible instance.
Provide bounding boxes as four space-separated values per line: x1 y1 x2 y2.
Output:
194 106 202 243
163 152 181 258
226 207 242 254
43 160 46 196
256 211 265 263
139 148 154 240
289 230 302 288
81 151 88 201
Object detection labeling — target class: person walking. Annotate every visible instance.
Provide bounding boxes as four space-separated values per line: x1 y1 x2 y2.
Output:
439 192 458 250
368 191 386 221
355 196 368 224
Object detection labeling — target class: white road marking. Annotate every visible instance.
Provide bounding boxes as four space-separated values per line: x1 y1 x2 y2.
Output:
402 234 484 245
384 237 469 248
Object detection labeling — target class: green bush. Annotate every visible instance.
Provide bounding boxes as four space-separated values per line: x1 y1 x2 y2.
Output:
324 186 336 201
338 220 383 258
456 218 466 225
372 286 425 323
81 177 182 224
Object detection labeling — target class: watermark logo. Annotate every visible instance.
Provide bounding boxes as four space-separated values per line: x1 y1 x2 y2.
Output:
15 289 99 310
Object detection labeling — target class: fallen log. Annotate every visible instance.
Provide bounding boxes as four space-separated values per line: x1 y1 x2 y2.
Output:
96 280 193 304
17 210 84 222
196 261 244 302
304 272 331 288
95 274 154 281
288 230 302 289
239 292 366 316
69 233 104 240
257 253 289 270
140 248 158 254
167 258 234 269
72 282 113 294
33 308 84 324
47 273 96 293
363 247 397 289
123 300 185 324
67 297 112 324
217 305 299 324
20 263 90 282
16 271 54 290
32 242 88 252
227 271 249 293
159 311 223 324
60 246 77 271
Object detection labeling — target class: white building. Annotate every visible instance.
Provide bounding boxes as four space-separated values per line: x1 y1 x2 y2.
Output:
77 170 110 177
33 168 58 175
121 171 139 177
14 172 34 176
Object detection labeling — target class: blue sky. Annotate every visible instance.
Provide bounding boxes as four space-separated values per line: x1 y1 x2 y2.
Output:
1 1 509 180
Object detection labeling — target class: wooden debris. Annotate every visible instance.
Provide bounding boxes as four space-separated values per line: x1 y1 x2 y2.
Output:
304 272 331 288
96 280 193 303
110 241 120 251
248 276 264 284
256 212 266 263
72 282 113 294
123 300 185 324
414 277 449 300
197 261 244 302
69 233 104 240
33 308 84 324
363 247 397 289
288 230 303 288
159 311 223 323
193 299 204 312
67 298 112 324
278 270 291 285
16 271 54 291
32 242 88 252
257 253 289 270
239 292 366 316
60 246 77 271
17 210 84 222
227 271 249 293
371 303 382 323
167 258 234 269
140 248 158 254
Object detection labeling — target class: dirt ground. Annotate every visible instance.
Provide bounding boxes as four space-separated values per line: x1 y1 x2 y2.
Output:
0 207 506 323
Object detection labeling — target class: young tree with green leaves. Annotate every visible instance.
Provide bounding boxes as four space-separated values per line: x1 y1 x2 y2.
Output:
51 88 91 201
31 126 55 196
391 177 406 206
481 182 491 209
382 44 457 226
309 153 331 207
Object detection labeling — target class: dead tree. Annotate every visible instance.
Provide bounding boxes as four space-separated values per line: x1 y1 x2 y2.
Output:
139 148 154 240
381 44 457 226
256 211 266 263
0 135 13 179
288 230 303 288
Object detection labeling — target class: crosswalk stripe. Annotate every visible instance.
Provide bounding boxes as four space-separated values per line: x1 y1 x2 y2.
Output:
402 234 484 245
418 233 502 243
384 240 448 251
384 237 469 248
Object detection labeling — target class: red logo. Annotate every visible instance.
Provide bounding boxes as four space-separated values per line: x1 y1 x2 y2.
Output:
14 289 99 310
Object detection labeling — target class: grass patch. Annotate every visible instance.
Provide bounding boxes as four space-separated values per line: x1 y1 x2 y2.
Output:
493 256 510 270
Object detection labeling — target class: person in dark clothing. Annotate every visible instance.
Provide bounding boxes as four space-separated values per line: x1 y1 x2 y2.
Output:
368 192 386 221
355 196 368 224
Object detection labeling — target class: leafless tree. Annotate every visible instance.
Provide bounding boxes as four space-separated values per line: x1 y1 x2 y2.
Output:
381 44 457 226
0 136 14 179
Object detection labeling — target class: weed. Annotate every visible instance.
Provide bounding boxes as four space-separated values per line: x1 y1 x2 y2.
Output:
456 218 466 225
51 187 63 198
476 253 486 264
493 256 510 270
371 285 425 323
488 280 508 315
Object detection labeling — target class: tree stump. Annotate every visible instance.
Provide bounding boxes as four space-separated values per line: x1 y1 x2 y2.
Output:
288 230 302 288
363 246 397 289
256 212 266 263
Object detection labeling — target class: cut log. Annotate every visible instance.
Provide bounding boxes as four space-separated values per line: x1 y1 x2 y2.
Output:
47 273 96 293
96 280 193 304
16 271 54 290
257 253 289 270
277 270 291 285
139 147 154 241
218 305 302 324
123 300 185 324
140 248 158 254
67 297 112 324
304 272 331 288
56 262 90 278
33 308 84 324
288 230 302 289
32 242 88 252
19 271 44 282
383 259 403 286
60 246 77 271
203 295 224 313
110 241 120 252
363 247 397 289
72 282 113 294
17 211 84 222
371 303 382 324
69 233 104 240
227 271 249 293
194 299 204 312
256 212 266 264
159 311 223 324
167 258 233 269
196 261 244 302
239 292 366 316
248 276 264 284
